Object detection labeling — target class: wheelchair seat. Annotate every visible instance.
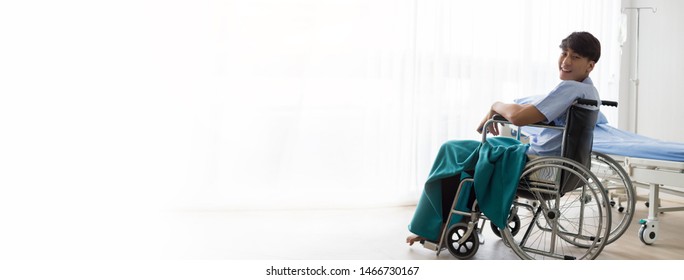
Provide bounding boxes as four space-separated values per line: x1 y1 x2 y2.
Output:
559 102 599 194
517 101 599 200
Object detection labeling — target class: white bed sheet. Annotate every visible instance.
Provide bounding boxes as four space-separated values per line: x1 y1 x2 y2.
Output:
592 124 684 162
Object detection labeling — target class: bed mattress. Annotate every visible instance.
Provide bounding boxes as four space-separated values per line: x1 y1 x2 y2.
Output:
592 124 684 162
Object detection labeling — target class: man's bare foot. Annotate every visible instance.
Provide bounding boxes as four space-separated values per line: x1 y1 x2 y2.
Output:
406 234 425 246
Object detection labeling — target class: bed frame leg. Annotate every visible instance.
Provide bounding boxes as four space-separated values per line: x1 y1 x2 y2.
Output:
648 183 659 220
638 183 661 245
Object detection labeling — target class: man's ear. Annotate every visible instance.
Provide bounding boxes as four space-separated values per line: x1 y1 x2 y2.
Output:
586 61 596 73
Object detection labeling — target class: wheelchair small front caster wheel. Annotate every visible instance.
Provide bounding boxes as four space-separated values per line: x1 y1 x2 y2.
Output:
490 214 521 238
445 223 479 259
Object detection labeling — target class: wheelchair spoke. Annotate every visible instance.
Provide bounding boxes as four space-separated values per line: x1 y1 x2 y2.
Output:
503 157 611 260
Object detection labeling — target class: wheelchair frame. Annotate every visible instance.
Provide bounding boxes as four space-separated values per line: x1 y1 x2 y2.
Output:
427 99 620 260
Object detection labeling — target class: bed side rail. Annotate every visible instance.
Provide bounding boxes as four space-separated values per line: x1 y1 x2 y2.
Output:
576 98 618 107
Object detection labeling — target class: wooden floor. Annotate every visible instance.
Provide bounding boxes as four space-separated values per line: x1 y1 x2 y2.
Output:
6 192 682 260
6 198 682 279
155 193 684 260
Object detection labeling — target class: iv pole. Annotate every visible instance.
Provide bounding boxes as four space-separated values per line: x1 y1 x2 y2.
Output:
622 7 656 133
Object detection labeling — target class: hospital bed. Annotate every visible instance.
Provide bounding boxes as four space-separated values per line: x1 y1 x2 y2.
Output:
592 123 684 245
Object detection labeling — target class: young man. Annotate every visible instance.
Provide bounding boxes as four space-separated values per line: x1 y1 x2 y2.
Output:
407 31 601 246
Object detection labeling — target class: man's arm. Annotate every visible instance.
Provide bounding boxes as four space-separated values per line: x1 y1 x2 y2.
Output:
476 102 546 135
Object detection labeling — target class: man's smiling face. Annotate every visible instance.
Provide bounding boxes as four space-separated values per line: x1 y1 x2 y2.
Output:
558 48 595 82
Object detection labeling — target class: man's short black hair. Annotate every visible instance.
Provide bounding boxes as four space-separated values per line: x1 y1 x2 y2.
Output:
559 32 601 63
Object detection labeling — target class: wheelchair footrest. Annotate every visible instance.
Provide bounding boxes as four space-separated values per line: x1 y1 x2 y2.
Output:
420 240 445 252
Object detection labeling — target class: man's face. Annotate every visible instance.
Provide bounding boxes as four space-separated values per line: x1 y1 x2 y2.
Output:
558 48 595 82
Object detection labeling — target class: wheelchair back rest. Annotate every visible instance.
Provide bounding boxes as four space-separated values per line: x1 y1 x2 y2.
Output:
559 103 599 194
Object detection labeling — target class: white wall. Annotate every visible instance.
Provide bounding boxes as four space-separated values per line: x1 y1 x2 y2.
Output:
620 0 684 142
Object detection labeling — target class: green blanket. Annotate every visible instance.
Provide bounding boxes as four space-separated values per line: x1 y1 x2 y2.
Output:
408 137 528 242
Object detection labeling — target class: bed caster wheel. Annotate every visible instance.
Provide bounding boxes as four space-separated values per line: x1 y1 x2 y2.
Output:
644 202 664 214
618 206 625 213
445 223 479 259
638 219 658 245
490 214 520 239
610 200 616 207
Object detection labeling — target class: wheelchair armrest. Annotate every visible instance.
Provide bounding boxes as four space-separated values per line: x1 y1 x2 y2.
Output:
482 99 615 142
492 114 508 122
491 115 557 129
576 98 618 107
482 115 559 142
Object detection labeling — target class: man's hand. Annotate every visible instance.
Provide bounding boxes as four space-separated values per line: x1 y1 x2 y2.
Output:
476 109 500 135
477 102 546 135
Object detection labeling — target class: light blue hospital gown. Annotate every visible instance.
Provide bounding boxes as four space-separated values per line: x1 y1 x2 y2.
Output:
516 77 600 156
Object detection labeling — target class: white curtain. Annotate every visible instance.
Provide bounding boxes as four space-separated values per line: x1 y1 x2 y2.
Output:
196 0 624 210
0 0 623 213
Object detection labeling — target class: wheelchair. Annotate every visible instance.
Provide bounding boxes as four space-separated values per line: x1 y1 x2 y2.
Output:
428 99 617 260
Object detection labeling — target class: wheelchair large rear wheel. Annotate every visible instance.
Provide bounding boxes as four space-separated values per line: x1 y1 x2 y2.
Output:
590 152 635 245
502 157 611 260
